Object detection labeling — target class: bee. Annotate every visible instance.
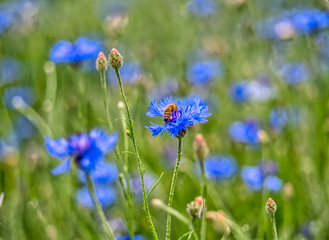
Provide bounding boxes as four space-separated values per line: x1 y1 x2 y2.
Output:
163 104 178 122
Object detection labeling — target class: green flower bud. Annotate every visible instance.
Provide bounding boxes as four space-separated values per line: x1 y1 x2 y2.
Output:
96 52 108 72
265 198 277 216
108 48 123 70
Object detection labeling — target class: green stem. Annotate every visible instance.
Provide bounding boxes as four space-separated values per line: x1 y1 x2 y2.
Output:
115 69 159 240
166 138 183 240
85 172 115 240
200 161 207 240
270 215 278 240
100 70 134 239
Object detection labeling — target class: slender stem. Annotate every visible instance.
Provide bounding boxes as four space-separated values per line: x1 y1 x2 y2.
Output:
85 172 115 240
100 70 134 239
166 138 183 240
200 160 207 240
115 69 159 240
270 215 278 240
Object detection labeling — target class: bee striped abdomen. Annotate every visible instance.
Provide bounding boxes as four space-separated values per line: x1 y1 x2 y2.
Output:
163 104 178 122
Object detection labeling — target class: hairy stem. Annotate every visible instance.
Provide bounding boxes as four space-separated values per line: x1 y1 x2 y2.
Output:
100 70 134 239
85 172 115 240
270 215 278 240
200 160 207 240
115 69 159 240
166 138 183 240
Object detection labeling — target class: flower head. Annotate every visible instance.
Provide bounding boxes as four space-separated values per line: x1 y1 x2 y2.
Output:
96 52 108 72
145 95 211 138
45 129 118 174
186 60 223 84
205 155 238 180
265 198 277 216
108 48 123 70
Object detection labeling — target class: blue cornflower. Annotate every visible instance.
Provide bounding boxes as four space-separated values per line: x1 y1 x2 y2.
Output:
145 95 211 138
116 235 146 240
229 120 261 145
269 107 288 132
78 161 118 185
45 129 118 174
241 166 264 191
187 0 218 17
263 175 283 193
108 61 142 85
280 63 310 85
186 61 223 84
230 82 249 102
205 155 238 180
49 37 101 64
247 76 276 102
77 185 116 209
2 86 35 110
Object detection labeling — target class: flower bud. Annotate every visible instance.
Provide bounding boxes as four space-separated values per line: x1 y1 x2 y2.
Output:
265 198 277 216
194 133 209 162
207 210 230 236
108 48 123 70
186 196 204 219
96 52 108 72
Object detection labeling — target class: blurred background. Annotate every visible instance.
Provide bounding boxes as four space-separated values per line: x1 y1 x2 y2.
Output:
1 0 329 239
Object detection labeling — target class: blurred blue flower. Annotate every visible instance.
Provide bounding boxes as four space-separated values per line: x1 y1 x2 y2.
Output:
230 82 249 102
187 0 218 17
257 8 329 39
0 58 22 84
116 234 146 240
79 161 118 185
186 61 223 84
229 120 260 145
0 139 17 159
50 37 101 64
45 129 118 174
77 185 116 209
263 175 283 193
241 166 264 191
13 115 37 141
280 63 310 85
145 95 211 137
108 61 142 85
247 76 276 102
0 3 18 35
258 160 278 175
269 107 288 132
2 86 35 110
49 41 77 64
205 155 238 180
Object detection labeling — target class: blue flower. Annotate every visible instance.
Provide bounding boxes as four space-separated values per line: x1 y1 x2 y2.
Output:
49 41 78 64
108 61 142 85
0 58 21 85
230 82 249 102
116 234 146 240
186 61 223 84
145 95 211 137
205 155 238 180
258 160 278 176
229 120 260 145
280 63 310 85
241 166 264 191
269 107 288 132
49 37 101 64
13 115 37 142
2 86 35 110
263 175 283 193
78 161 118 184
45 129 118 174
187 0 218 17
77 185 116 209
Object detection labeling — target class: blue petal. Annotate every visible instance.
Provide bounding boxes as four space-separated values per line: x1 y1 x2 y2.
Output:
51 159 71 175
89 129 118 154
45 137 70 159
77 185 116 209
